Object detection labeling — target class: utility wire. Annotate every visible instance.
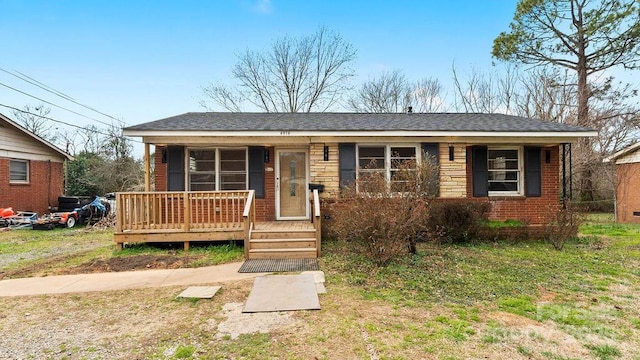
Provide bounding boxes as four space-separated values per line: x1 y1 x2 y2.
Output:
1 68 126 125
0 81 121 128
0 103 142 143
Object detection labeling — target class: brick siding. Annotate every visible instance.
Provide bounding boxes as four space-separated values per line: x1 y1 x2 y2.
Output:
154 146 167 191
0 157 65 215
616 162 640 223
465 145 561 225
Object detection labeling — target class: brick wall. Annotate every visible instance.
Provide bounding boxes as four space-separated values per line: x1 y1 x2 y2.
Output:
0 157 65 215
255 147 276 221
465 145 561 225
154 146 167 191
616 162 640 223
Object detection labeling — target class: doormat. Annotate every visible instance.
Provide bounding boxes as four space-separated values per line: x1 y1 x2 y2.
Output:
238 258 319 273
243 274 321 313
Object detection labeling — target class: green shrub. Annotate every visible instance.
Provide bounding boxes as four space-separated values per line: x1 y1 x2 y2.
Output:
428 201 490 243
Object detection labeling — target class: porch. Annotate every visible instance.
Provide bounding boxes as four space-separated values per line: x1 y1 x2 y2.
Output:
114 189 321 259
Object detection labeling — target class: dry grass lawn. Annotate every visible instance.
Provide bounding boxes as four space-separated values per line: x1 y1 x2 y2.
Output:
0 215 639 359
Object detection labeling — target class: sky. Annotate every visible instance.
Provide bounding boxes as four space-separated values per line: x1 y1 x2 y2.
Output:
0 0 520 154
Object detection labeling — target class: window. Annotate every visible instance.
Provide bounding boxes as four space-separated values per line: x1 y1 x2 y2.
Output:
188 148 247 191
189 150 216 191
357 145 418 190
487 148 521 195
219 149 247 190
10 160 29 183
390 147 417 191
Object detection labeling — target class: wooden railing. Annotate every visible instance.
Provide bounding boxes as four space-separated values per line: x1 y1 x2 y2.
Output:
311 189 322 257
116 191 250 233
242 190 256 259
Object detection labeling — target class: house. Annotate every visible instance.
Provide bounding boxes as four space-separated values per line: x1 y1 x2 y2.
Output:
119 112 596 257
0 112 73 216
604 142 640 223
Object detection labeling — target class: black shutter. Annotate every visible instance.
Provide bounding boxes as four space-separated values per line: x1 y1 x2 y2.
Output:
525 147 542 197
248 146 265 198
338 143 356 189
421 143 439 164
167 146 185 191
472 146 488 197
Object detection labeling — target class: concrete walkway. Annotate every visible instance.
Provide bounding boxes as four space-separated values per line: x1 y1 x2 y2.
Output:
0 262 267 297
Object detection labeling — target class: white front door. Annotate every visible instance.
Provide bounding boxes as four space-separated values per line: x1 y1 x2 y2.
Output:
275 149 309 219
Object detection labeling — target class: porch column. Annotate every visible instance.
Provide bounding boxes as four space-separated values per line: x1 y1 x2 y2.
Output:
144 143 151 192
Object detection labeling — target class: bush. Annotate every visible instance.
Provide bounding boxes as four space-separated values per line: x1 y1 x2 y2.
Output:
329 158 438 265
428 201 490 243
545 201 581 250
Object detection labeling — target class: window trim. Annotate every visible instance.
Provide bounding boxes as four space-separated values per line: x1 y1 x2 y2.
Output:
9 159 29 184
487 146 523 196
356 144 421 184
187 147 248 191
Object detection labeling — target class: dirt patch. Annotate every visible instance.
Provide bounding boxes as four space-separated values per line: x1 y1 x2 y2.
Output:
66 255 190 273
1 254 196 279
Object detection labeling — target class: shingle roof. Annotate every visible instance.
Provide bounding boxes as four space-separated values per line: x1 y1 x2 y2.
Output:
124 112 594 133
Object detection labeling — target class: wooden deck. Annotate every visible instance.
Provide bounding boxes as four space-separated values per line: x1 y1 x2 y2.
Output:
113 190 322 258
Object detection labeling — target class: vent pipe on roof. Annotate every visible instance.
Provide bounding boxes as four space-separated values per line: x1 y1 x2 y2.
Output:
407 106 413 114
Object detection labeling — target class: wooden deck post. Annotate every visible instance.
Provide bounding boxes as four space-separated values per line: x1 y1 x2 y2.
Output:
144 143 151 192
183 191 190 232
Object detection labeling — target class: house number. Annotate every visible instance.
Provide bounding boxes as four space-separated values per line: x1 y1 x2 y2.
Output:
280 131 291 136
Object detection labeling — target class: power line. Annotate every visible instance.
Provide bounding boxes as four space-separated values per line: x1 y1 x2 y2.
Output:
0 103 142 143
0 68 126 125
0 81 120 128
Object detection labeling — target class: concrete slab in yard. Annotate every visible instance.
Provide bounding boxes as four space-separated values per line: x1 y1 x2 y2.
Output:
177 286 221 299
301 271 326 294
243 274 320 313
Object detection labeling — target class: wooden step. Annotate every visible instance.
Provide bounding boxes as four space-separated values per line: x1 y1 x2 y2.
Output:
248 248 318 259
250 238 316 249
251 229 316 239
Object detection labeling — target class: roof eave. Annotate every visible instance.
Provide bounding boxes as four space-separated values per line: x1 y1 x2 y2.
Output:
0 113 74 160
123 129 599 139
603 142 640 162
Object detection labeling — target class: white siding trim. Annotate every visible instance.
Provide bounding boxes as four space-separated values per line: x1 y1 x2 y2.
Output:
0 151 65 162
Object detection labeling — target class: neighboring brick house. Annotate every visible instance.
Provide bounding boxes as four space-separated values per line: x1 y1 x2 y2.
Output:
0 113 73 215
124 112 596 226
604 143 640 224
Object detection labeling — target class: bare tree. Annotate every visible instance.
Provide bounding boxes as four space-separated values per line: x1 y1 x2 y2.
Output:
201 26 356 112
410 77 447 113
348 70 446 113
451 65 518 113
515 68 577 123
347 70 410 112
12 104 56 141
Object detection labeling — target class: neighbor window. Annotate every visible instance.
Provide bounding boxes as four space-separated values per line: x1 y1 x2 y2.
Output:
487 148 521 195
188 148 247 191
9 159 29 183
357 145 418 190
